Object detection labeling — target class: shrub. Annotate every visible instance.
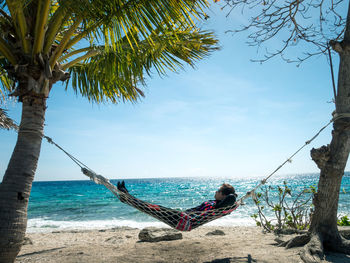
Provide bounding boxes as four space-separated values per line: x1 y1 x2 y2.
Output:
337 215 350 226
251 181 315 233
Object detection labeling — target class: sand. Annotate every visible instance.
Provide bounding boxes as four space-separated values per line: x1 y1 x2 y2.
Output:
16 226 350 263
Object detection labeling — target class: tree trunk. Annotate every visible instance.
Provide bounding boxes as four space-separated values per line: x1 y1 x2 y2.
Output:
0 96 46 263
301 2 350 261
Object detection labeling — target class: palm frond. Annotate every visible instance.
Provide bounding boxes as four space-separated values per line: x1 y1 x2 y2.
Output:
68 28 218 103
32 0 51 55
93 0 209 51
51 0 209 58
68 61 144 104
6 0 30 53
0 62 14 101
0 108 17 130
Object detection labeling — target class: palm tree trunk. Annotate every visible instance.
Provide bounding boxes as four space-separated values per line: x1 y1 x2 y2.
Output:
0 96 46 263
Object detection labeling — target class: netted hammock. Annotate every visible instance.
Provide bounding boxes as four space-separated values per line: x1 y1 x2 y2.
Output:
82 168 243 231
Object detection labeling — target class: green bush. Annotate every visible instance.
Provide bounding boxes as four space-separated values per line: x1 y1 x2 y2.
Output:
252 182 350 232
337 215 350 226
251 181 315 233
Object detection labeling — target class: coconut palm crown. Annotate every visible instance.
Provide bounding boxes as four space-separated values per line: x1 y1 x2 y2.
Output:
0 1 218 262
0 0 218 103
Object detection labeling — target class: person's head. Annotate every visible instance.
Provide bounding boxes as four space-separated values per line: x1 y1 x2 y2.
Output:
214 183 236 201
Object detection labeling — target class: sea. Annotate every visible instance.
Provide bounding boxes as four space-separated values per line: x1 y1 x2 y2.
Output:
27 173 350 233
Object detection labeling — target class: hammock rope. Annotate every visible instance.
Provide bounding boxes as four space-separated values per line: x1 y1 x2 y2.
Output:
43 114 349 231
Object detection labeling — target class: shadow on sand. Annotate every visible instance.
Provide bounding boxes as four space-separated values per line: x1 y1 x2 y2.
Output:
17 247 66 258
324 252 350 263
204 254 257 263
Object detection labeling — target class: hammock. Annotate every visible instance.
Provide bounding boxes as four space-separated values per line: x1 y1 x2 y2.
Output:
82 168 240 231
117 181 239 231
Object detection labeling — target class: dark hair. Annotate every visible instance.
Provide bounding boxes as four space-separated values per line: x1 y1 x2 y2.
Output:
219 183 237 197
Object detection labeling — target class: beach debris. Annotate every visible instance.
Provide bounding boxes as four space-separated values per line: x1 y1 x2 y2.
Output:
138 227 183 242
105 236 124 244
22 237 33 245
111 226 136 231
205 230 225 236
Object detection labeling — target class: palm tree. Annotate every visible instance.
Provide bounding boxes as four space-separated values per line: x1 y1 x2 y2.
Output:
0 0 218 261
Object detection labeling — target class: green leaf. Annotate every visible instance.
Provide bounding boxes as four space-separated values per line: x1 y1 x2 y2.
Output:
337 215 350 226
68 29 218 103
0 108 17 130
251 214 258 219
273 205 282 212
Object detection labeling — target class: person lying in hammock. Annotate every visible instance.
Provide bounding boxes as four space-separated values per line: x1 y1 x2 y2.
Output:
116 181 239 231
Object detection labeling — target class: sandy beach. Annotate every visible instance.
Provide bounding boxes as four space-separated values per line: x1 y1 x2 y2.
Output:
16 226 350 263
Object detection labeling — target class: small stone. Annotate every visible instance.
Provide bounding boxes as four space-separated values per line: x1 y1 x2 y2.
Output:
206 229 225 236
111 226 135 231
105 236 123 244
23 237 33 245
138 227 183 242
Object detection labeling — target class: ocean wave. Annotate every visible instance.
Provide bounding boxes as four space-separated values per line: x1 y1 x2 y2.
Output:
27 218 167 233
27 216 255 233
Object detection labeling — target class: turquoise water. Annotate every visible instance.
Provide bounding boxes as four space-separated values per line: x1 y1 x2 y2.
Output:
27 173 350 232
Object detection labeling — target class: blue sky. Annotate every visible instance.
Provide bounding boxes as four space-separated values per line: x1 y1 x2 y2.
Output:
0 3 345 181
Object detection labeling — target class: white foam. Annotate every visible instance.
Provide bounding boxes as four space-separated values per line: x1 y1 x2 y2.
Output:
206 215 256 227
27 215 256 233
27 218 167 233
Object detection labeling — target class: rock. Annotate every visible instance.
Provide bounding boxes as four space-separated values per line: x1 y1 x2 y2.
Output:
339 226 350 240
206 229 225 236
274 236 285 245
138 227 183 242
